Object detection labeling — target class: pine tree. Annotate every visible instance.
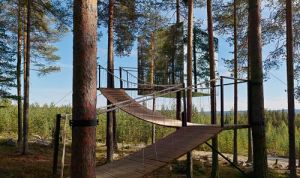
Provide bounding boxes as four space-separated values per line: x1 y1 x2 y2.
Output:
248 0 268 177
71 0 98 177
286 0 296 176
22 0 31 154
1 0 71 151
98 0 137 56
207 0 219 177
16 0 23 148
106 0 115 163
233 0 238 165
0 26 16 99
186 0 194 177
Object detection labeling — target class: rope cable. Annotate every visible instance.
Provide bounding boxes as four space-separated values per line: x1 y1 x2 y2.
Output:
98 78 220 114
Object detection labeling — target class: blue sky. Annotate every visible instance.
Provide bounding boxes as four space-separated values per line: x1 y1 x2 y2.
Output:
25 5 300 111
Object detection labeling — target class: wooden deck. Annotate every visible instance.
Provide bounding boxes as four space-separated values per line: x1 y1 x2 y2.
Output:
100 88 199 128
96 126 222 178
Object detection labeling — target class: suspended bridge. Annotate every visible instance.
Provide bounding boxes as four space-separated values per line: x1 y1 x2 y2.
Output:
96 84 249 177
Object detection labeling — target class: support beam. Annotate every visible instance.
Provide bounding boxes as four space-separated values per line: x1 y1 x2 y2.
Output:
205 142 249 178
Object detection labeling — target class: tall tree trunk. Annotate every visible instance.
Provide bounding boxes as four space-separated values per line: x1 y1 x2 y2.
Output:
71 0 98 177
150 34 156 144
233 0 238 165
186 0 194 177
248 0 268 177
207 0 219 177
22 0 31 155
176 0 180 24
111 2 118 152
176 0 181 121
186 0 193 124
113 110 118 151
17 0 23 148
106 0 115 163
286 0 296 177
22 3 27 151
23 2 27 87
247 28 253 164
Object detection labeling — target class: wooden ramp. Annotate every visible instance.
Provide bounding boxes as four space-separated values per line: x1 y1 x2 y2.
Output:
100 88 199 128
96 126 222 178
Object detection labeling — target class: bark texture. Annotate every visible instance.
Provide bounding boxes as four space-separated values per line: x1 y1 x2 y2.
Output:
186 0 193 123
22 0 31 155
207 0 219 177
106 0 115 163
17 0 23 147
175 0 181 121
186 0 194 177
286 0 296 176
71 0 98 177
233 0 238 165
248 0 268 177
176 0 180 24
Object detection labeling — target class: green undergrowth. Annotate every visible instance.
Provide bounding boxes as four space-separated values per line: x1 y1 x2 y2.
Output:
1 102 300 157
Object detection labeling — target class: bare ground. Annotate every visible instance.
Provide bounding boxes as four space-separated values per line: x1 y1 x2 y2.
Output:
0 140 296 178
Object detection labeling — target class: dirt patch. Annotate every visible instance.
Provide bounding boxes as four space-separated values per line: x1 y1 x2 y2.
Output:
0 141 294 178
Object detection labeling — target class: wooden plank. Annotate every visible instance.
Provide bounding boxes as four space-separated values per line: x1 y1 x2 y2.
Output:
96 126 222 177
100 89 200 128
98 89 225 177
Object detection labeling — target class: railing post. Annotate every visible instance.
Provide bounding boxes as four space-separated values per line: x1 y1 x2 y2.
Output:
52 114 61 178
126 70 129 87
220 76 224 127
182 83 187 127
119 67 123 89
176 90 181 121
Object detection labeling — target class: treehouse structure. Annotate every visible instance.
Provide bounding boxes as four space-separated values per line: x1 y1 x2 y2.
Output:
94 23 250 177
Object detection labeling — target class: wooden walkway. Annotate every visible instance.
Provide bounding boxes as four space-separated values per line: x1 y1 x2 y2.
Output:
100 88 199 128
96 126 222 178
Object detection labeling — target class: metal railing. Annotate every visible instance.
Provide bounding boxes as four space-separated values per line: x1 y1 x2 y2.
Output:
98 65 183 91
219 76 248 127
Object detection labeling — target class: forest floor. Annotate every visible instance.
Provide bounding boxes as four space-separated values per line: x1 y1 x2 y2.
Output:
0 137 297 178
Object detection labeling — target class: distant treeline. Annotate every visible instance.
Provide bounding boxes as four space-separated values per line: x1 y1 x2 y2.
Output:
0 101 299 157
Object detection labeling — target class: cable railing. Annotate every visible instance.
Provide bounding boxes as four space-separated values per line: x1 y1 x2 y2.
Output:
98 65 179 90
97 78 219 114
99 76 249 128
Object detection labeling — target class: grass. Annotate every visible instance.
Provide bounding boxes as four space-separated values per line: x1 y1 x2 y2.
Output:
0 141 67 178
